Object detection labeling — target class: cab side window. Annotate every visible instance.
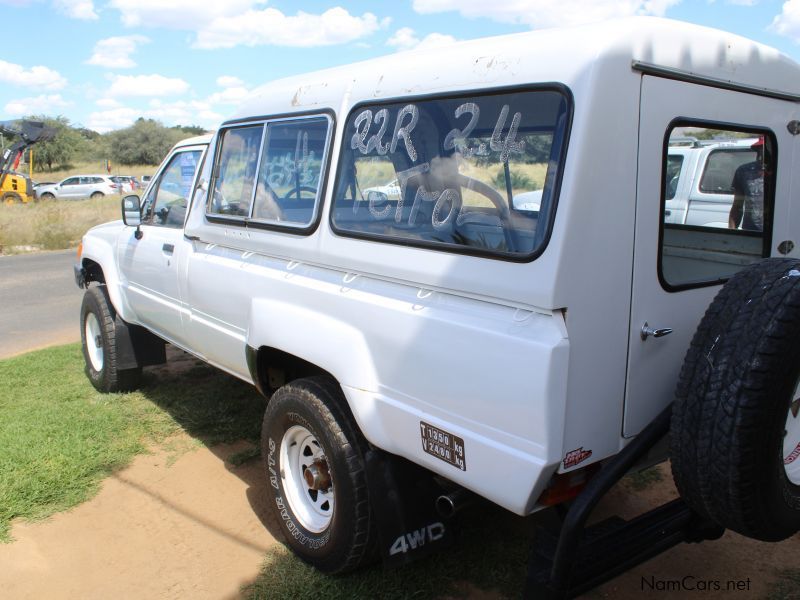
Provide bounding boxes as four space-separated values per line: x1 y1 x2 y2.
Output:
660 124 776 290
207 125 264 218
142 149 202 228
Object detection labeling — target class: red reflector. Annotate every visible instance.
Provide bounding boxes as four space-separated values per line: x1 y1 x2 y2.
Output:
537 463 601 506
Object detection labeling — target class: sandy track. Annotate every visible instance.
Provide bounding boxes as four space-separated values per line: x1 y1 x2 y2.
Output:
0 441 277 600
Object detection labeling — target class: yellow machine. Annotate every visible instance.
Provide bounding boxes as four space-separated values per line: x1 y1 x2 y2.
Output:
1 171 34 204
0 120 54 205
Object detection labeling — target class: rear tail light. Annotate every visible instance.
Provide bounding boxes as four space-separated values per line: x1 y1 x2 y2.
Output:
110 183 118 189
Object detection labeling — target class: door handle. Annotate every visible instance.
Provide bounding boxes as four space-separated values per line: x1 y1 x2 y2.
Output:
162 243 174 255
641 322 673 341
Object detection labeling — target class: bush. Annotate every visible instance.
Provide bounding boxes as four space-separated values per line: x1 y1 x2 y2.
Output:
493 169 535 190
107 119 186 166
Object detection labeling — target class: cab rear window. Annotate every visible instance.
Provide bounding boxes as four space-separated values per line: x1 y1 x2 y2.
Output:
331 87 571 260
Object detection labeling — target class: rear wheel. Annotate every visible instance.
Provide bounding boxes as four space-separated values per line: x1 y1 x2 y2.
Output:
80 285 141 393
261 376 377 573
671 258 800 541
90 191 104 200
2 192 21 205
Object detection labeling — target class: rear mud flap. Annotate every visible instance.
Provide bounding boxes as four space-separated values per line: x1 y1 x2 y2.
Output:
364 449 456 567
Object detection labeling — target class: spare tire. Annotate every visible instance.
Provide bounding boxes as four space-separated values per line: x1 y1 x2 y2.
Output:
671 258 800 541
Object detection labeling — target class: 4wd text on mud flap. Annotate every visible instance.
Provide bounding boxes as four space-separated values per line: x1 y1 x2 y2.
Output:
389 522 446 556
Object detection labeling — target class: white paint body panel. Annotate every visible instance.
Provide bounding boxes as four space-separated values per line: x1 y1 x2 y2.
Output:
78 18 800 515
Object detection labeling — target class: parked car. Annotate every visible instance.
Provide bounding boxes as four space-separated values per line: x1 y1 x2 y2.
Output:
74 18 800 596
110 175 141 193
37 175 118 200
363 178 401 201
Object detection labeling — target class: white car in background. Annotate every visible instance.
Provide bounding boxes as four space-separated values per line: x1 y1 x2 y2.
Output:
363 178 400 201
110 175 141 193
36 175 119 200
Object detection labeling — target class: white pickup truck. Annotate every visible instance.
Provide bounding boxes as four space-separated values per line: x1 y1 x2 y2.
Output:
74 17 800 597
664 136 759 228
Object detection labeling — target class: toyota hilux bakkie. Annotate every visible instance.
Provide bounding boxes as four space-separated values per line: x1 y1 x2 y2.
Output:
74 18 800 598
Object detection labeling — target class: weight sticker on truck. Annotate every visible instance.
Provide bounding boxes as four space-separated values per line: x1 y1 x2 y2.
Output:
420 422 466 471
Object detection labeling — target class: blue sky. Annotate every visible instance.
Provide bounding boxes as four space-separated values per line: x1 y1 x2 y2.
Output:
1 0 800 132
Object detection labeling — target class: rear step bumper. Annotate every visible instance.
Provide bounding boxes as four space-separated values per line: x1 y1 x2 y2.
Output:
525 405 724 599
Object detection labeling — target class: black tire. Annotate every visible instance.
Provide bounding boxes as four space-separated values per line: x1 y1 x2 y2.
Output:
671 258 800 541
3 192 21 204
80 285 142 393
90 191 104 200
261 376 377 573
40 192 55 201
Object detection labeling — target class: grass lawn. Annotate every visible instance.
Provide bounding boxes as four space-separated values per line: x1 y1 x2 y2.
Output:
0 194 121 253
0 343 264 541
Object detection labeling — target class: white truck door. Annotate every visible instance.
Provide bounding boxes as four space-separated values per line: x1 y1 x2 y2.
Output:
118 147 204 346
624 74 796 436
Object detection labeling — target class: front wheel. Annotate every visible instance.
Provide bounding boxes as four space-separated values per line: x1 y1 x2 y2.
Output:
261 377 377 573
80 285 141 392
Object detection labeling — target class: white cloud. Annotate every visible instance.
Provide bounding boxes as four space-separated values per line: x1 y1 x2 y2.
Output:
107 74 190 97
108 0 262 28
773 0 800 40
96 98 122 108
147 98 223 124
411 0 680 28
216 75 244 88
206 76 250 105
387 27 457 51
85 107 139 132
195 7 382 49
208 86 250 105
87 99 222 132
54 0 97 19
0 59 66 90
4 94 70 116
87 35 150 69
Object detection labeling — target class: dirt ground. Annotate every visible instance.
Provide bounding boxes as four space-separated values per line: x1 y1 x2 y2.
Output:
2 347 799 598
0 439 276 600
2 441 799 599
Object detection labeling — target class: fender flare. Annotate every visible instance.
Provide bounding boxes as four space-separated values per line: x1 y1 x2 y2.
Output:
81 235 133 322
247 297 380 394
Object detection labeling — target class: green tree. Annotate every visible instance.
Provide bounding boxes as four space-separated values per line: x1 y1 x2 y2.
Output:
172 124 207 136
26 115 86 172
107 118 185 165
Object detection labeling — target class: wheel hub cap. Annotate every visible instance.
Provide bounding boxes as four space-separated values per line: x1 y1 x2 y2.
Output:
783 385 800 485
303 460 332 491
280 425 334 532
85 313 104 372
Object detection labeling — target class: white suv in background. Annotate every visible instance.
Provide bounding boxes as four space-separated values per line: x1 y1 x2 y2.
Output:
36 175 118 200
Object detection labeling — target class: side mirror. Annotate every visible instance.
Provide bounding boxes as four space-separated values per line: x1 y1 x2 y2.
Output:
121 195 143 239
